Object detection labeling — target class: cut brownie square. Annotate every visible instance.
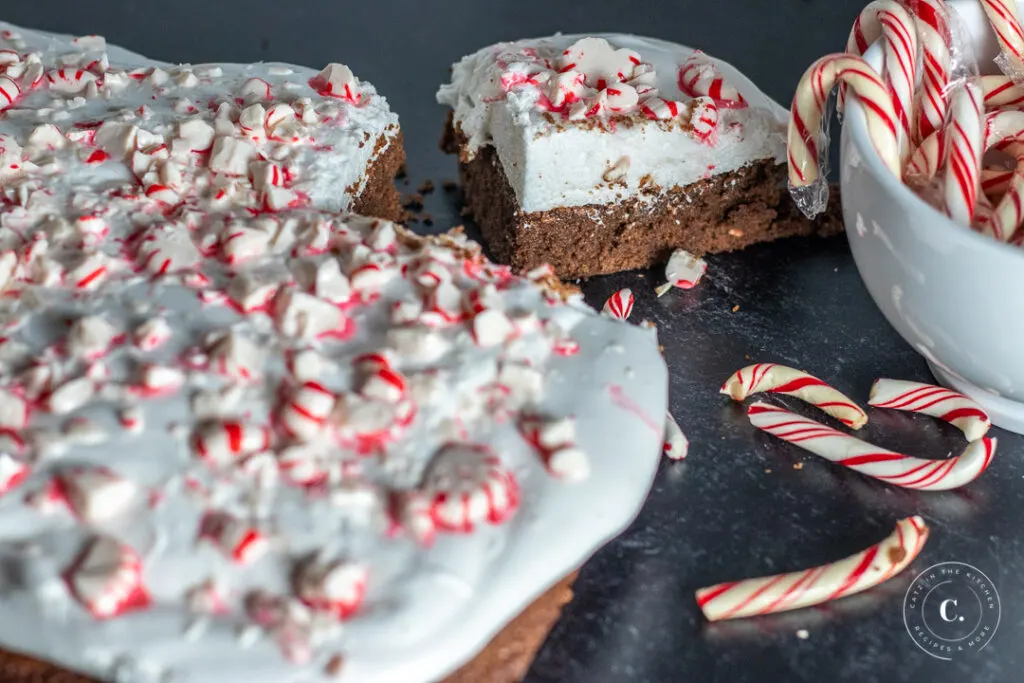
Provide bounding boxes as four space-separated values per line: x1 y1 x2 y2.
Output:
438 34 841 278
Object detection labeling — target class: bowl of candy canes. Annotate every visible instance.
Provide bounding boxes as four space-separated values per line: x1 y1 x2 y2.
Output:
787 0 1024 434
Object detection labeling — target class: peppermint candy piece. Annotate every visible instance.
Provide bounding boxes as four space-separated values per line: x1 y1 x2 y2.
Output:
696 516 927 622
45 67 98 95
721 363 868 430
0 453 29 496
280 381 337 440
133 317 172 351
558 37 643 90
602 288 634 320
56 467 137 523
655 249 708 296
664 412 688 460
359 365 407 404
868 379 991 441
420 443 520 532
295 558 368 619
199 511 269 565
0 76 21 110
677 51 748 109
0 389 29 429
748 402 995 491
192 420 271 465
65 535 151 620
136 223 202 276
520 415 590 483
309 63 361 104
207 330 264 382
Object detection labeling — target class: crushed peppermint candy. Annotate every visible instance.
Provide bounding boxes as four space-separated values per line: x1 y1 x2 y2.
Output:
0 20 668 683
655 249 708 296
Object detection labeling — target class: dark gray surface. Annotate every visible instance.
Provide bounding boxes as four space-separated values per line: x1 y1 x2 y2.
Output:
5 1 1023 682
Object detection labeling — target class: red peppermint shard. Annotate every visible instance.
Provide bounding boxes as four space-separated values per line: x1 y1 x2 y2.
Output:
199 510 269 565
65 535 151 620
294 558 368 620
601 288 634 320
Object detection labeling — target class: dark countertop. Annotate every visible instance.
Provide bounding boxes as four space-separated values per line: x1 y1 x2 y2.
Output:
5 1 1022 681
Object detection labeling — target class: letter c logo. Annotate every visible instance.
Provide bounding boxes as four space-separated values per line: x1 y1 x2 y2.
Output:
940 599 960 622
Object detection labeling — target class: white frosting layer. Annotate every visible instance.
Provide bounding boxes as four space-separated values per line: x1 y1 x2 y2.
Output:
0 21 399 214
0 23 668 683
437 33 789 213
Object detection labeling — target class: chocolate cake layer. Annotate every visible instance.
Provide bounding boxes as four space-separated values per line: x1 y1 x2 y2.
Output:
0 573 576 683
443 119 842 279
351 129 406 223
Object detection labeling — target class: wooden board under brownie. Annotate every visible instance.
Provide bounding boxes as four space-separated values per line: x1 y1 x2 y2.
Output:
0 574 576 683
442 116 842 279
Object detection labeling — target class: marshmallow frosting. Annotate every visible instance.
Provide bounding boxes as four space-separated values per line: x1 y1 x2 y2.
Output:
437 33 789 213
0 21 669 683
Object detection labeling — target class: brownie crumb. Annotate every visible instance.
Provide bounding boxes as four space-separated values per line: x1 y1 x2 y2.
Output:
443 179 459 192
418 179 436 195
731 304 740 313
793 462 804 470
402 193 424 210
422 212 434 226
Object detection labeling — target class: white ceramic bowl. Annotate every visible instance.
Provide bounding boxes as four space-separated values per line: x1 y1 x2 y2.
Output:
841 0 1024 433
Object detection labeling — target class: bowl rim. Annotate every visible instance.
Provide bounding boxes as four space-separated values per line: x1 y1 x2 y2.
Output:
846 42 1024 263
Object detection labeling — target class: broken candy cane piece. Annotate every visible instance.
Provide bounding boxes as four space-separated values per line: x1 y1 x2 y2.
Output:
65 535 151 620
602 288 634 320
0 76 21 110
518 416 590 482
655 249 708 296
55 467 137 523
722 363 868 429
207 330 264 382
696 516 928 621
420 443 520 532
280 381 337 440
747 402 995 491
688 96 719 145
136 223 202 275
359 365 407 404
133 317 172 351
557 37 643 89
394 491 437 546
294 559 368 619
664 412 688 460
192 420 271 466
199 511 269 565
678 51 748 109
0 453 29 496
0 389 29 429
868 379 991 441
309 63 361 104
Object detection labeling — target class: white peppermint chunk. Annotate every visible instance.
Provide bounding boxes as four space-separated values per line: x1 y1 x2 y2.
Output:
68 316 120 359
93 121 138 158
133 317 172 351
0 390 28 429
314 259 351 303
275 289 345 340
472 309 515 347
386 326 450 364
47 377 94 414
207 331 264 382
59 467 137 522
173 118 215 154
209 136 258 176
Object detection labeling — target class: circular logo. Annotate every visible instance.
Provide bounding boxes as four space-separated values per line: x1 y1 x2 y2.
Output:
903 562 1000 661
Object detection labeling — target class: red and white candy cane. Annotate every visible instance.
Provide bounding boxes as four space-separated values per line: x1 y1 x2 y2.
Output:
980 110 1024 241
721 363 868 429
789 54 901 192
842 1 919 159
280 381 337 439
602 288 634 320
981 0 1024 76
942 81 985 226
421 443 519 533
192 420 271 465
868 379 991 441
906 0 953 142
747 402 996 491
696 516 928 622
981 74 1024 110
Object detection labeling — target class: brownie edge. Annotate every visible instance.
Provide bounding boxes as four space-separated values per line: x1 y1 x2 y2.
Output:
443 116 842 278
350 128 406 223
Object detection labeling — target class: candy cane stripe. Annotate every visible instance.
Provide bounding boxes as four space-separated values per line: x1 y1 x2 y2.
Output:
747 402 995 491
868 379 991 440
696 517 928 621
722 363 868 429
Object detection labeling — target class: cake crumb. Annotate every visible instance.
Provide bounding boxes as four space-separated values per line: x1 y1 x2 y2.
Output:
731 304 740 312
401 193 424 210
417 179 435 194
796 629 810 640
764 468 772 474
793 462 804 470
443 179 458 192
422 212 434 226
